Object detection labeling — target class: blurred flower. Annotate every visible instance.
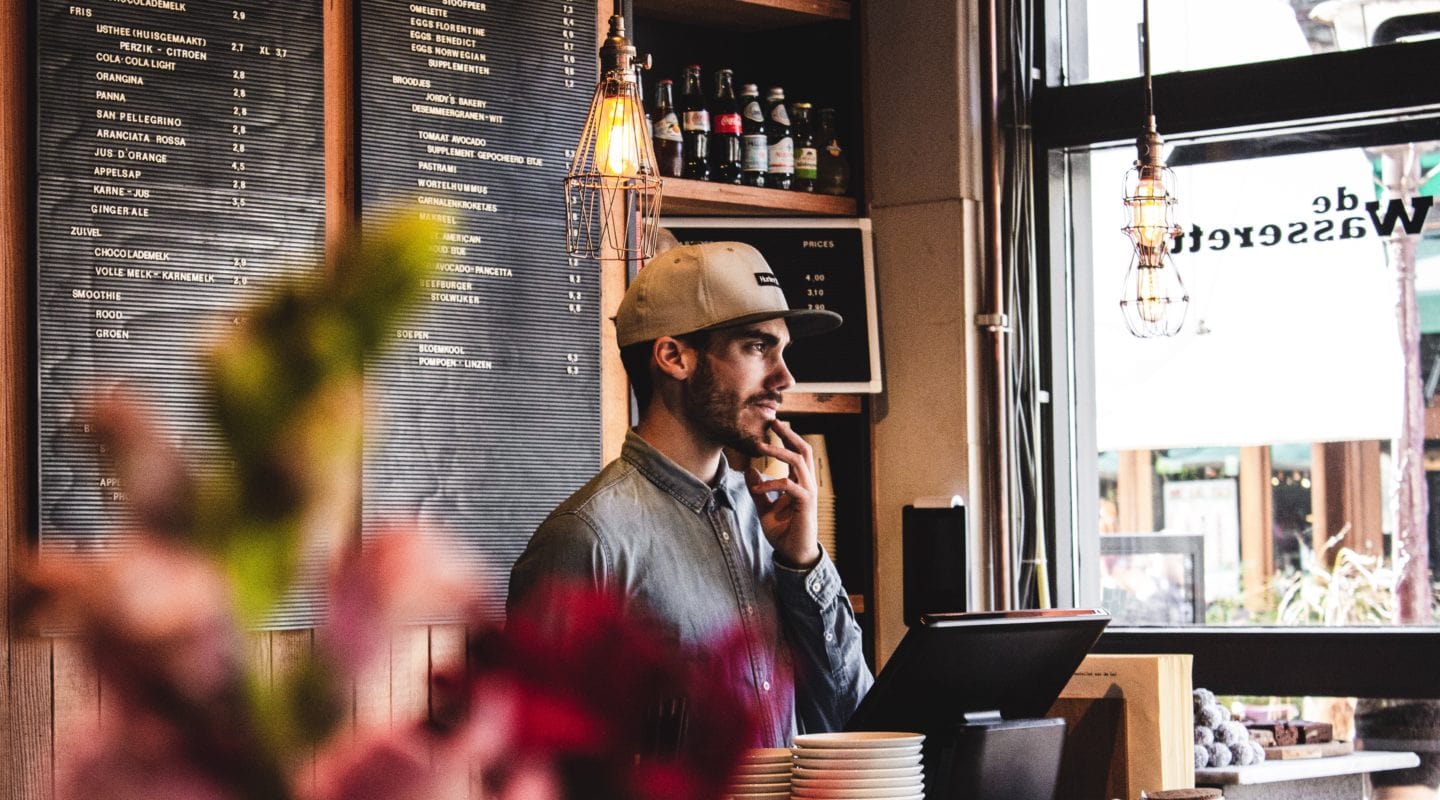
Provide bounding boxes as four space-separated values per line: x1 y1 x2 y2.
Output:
11 216 760 800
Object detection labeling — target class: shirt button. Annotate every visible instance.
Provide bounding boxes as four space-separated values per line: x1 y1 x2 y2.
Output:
762 680 772 691
825 632 835 642
810 580 822 593
743 605 753 617
720 531 730 541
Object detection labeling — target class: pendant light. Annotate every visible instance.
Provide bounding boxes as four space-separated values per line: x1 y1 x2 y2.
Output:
1119 0 1188 338
564 10 662 261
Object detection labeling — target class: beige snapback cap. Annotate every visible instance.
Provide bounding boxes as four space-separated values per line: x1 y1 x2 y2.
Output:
615 241 843 347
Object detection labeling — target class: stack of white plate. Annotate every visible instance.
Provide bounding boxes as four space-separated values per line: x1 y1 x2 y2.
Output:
804 434 838 561
724 747 792 800
791 732 926 800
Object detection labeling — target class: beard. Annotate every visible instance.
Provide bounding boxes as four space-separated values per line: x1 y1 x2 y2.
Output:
682 356 780 458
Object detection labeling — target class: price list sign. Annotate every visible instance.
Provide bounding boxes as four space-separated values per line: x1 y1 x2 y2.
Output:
34 0 326 583
664 218 882 393
358 0 599 612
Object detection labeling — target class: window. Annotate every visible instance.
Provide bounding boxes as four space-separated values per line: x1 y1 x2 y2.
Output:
1036 0 1440 718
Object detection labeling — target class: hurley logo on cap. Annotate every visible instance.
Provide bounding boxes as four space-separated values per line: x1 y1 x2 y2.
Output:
754 273 780 287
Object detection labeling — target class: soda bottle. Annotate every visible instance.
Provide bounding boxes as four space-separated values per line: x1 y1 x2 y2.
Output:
709 69 743 184
816 107 851 196
764 86 793 190
739 83 767 187
679 65 710 180
791 101 817 192
650 79 683 178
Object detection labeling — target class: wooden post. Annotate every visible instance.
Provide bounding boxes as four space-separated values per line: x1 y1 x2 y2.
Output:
1311 440 1384 563
1117 450 1155 533
1239 446 1275 611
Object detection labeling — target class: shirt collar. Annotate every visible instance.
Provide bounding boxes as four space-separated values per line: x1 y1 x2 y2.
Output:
621 430 751 513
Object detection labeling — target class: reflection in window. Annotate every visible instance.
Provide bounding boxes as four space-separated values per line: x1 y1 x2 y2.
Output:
1074 125 1440 627
1066 0 1440 85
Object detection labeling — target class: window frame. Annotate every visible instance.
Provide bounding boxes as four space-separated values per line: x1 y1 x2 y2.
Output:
1033 1 1440 697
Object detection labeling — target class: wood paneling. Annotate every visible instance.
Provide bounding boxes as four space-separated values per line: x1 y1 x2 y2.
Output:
3 0 32 795
50 641 97 795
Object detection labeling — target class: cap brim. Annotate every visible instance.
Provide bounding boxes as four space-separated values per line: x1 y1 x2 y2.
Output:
693 308 843 339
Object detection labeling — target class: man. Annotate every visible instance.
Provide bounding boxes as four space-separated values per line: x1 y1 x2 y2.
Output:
508 241 873 746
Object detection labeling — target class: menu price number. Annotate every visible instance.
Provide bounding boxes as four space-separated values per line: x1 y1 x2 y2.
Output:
565 352 581 376
560 2 579 89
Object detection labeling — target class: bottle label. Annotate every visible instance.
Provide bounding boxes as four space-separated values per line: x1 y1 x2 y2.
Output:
770 103 790 126
826 143 842 157
713 112 742 135
742 134 768 171
743 100 764 123
653 112 682 142
683 110 710 132
768 137 794 173
796 147 819 179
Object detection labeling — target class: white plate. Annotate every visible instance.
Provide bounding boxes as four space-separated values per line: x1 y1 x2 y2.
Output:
794 755 922 771
793 776 924 790
794 732 925 749
792 790 923 800
794 765 923 780
733 763 792 775
743 748 794 761
792 745 923 759
727 781 792 792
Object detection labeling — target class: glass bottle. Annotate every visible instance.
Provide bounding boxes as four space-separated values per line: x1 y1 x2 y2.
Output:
791 101 817 192
764 86 793 190
709 69 743 184
739 83 767 187
650 79 683 178
815 107 851 196
679 65 710 180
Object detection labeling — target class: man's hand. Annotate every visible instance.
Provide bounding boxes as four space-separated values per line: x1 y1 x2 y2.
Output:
746 420 821 569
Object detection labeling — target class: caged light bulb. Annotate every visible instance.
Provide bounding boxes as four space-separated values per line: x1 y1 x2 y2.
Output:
1124 164 1179 251
1120 246 1189 336
594 89 644 178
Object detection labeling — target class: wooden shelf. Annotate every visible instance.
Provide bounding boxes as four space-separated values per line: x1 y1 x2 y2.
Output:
781 393 864 415
633 0 851 30
660 177 857 217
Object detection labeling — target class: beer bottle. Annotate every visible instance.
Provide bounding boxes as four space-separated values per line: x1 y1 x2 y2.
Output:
739 83 767 187
816 107 851 196
679 65 710 180
650 79 683 178
709 69 743 184
764 86 793 190
791 101 817 192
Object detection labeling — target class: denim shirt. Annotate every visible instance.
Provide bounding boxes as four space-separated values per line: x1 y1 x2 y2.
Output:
508 430 874 747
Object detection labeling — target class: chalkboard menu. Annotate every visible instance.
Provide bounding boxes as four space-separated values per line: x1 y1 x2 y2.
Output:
663 218 881 393
34 0 327 622
358 0 600 615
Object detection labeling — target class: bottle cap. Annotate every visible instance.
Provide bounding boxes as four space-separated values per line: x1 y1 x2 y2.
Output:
742 83 759 93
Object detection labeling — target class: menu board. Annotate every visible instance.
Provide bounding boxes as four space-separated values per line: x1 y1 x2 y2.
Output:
34 0 326 624
357 0 600 615
663 218 881 393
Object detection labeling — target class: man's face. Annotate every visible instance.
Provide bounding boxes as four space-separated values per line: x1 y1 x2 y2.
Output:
681 318 794 457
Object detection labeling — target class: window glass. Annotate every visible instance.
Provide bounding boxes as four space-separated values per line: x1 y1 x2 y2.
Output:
1065 120 1440 626
1063 0 1440 85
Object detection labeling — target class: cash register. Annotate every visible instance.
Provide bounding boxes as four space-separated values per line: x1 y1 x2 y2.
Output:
846 608 1110 800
